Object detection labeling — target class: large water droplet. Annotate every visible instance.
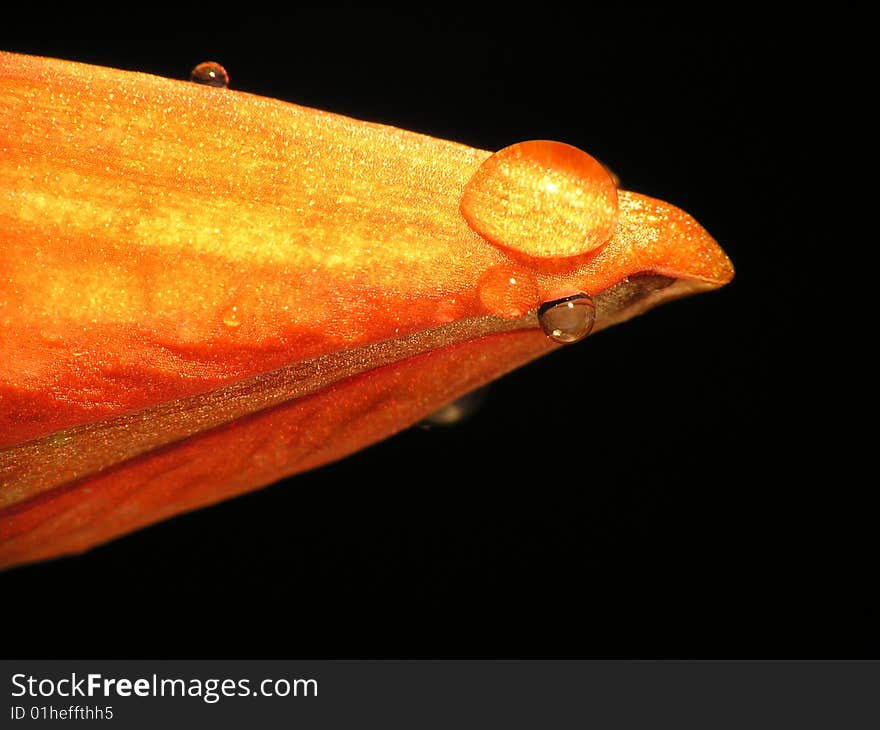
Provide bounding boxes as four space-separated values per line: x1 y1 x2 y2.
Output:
477 264 539 318
538 293 595 344
461 140 619 260
190 61 229 88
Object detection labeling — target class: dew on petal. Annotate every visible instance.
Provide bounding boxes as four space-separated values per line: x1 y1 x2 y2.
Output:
222 304 241 328
538 293 595 344
461 140 619 260
190 61 229 88
477 264 539 318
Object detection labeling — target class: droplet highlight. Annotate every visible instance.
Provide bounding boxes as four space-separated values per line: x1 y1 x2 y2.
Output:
190 61 229 88
477 264 539 318
538 293 595 344
461 140 619 260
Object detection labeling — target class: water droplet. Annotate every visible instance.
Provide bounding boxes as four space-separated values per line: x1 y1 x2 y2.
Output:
434 297 466 324
601 161 621 188
477 264 539 318
461 140 619 260
420 386 489 428
222 304 241 328
538 293 595 344
190 61 229 88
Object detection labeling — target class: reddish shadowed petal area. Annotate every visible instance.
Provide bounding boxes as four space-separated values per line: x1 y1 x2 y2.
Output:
0 330 552 568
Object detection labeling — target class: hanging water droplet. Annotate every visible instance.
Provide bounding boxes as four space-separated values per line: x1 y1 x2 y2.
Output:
222 304 241 328
420 386 490 428
538 293 595 344
190 61 229 88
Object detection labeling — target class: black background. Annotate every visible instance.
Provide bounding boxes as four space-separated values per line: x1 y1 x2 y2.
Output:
1 10 859 657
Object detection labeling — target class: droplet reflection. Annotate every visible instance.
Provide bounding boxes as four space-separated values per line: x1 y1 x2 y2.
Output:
420 386 489 428
538 293 595 344
190 61 229 88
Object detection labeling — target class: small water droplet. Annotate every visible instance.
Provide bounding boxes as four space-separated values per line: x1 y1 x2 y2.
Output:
538 293 595 344
190 61 229 88
435 297 466 324
420 386 490 428
222 305 241 328
477 264 539 318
